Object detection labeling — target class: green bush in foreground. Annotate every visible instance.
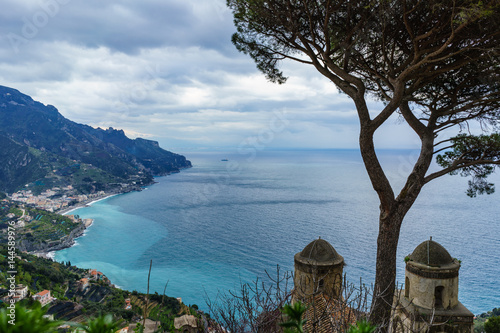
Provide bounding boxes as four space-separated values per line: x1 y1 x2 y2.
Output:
0 303 62 333
347 320 377 333
279 301 308 333
74 313 121 333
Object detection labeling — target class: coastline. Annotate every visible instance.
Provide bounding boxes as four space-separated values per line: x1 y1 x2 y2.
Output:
30 178 162 259
30 192 123 259
36 216 95 260
57 193 121 216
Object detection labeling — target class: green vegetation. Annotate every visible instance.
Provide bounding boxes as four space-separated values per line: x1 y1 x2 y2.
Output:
347 320 377 333
0 244 84 299
0 245 200 330
12 206 78 240
279 301 308 333
0 135 127 196
22 152 125 196
475 308 500 333
0 136 47 193
278 302 377 333
226 0 500 327
484 316 500 333
0 303 62 333
0 205 82 253
75 314 121 333
478 308 500 318
436 134 500 197
69 166 121 194
0 85 191 195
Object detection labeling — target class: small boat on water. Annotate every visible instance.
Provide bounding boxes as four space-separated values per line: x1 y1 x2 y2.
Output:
221 159 228 161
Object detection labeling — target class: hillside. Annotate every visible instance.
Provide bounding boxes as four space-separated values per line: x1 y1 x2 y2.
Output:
0 85 191 194
0 136 46 193
0 245 201 331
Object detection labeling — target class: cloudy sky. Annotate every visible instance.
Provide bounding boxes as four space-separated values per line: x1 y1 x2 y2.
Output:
0 0 424 152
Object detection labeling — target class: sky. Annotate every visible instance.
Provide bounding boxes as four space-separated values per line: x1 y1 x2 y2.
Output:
0 0 426 151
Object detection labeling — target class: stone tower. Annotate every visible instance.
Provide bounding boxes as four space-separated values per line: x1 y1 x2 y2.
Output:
392 238 474 333
293 238 344 302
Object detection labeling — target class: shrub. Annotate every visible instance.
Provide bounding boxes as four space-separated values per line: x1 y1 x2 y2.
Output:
347 320 377 333
75 314 121 333
0 303 62 333
485 316 500 333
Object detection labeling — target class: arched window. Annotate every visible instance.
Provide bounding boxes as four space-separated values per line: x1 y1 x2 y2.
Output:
434 286 444 308
405 277 410 298
318 279 324 289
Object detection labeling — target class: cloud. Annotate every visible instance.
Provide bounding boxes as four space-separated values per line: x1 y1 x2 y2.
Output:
0 0 424 150
0 0 235 54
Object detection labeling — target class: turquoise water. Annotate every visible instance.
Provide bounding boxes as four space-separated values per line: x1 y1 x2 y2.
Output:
54 150 500 314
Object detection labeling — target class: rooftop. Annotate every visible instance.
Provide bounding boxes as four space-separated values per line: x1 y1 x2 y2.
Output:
37 290 50 296
409 238 455 267
295 238 344 266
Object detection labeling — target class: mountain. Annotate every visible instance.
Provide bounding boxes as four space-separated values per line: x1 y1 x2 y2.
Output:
0 135 46 192
0 85 191 193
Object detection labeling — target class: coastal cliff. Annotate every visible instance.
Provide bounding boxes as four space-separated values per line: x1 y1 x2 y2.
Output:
16 222 87 253
0 202 95 255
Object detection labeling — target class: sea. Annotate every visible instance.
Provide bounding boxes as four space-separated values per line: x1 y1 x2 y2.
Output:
54 149 500 315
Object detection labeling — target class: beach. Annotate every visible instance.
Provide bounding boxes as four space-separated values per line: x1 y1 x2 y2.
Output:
58 193 120 216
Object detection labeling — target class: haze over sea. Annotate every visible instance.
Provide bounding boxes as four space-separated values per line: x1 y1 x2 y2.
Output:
54 150 499 315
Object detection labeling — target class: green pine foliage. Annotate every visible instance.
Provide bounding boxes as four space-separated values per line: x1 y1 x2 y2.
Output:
436 134 500 197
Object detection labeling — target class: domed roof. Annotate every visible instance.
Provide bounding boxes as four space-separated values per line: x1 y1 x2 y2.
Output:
409 239 454 267
295 238 344 265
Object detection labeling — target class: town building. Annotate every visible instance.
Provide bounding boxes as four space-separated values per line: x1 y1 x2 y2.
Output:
292 237 473 332
89 269 105 281
293 237 344 301
391 238 474 333
33 290 53 306
13 284 28 302
293 238 355 332
77 278 90 292
1 284 28 303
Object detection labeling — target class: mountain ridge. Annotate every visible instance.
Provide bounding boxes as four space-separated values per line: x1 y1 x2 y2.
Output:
0 85 191 194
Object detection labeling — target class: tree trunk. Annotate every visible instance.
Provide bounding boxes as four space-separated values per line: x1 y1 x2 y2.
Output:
365 132 434 331
369 211 404 332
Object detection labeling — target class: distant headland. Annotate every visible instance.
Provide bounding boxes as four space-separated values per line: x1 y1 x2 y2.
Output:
0 84 191 257
0 84 191 196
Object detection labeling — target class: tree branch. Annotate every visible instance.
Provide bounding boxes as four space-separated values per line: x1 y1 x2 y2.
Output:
425 159 500 183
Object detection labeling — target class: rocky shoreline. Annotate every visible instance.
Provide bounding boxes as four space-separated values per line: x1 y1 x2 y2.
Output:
26 192 125 258
19 177 164 259
21 222 87 255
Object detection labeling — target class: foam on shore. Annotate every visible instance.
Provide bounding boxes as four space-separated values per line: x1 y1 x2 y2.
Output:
62 194 119 215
